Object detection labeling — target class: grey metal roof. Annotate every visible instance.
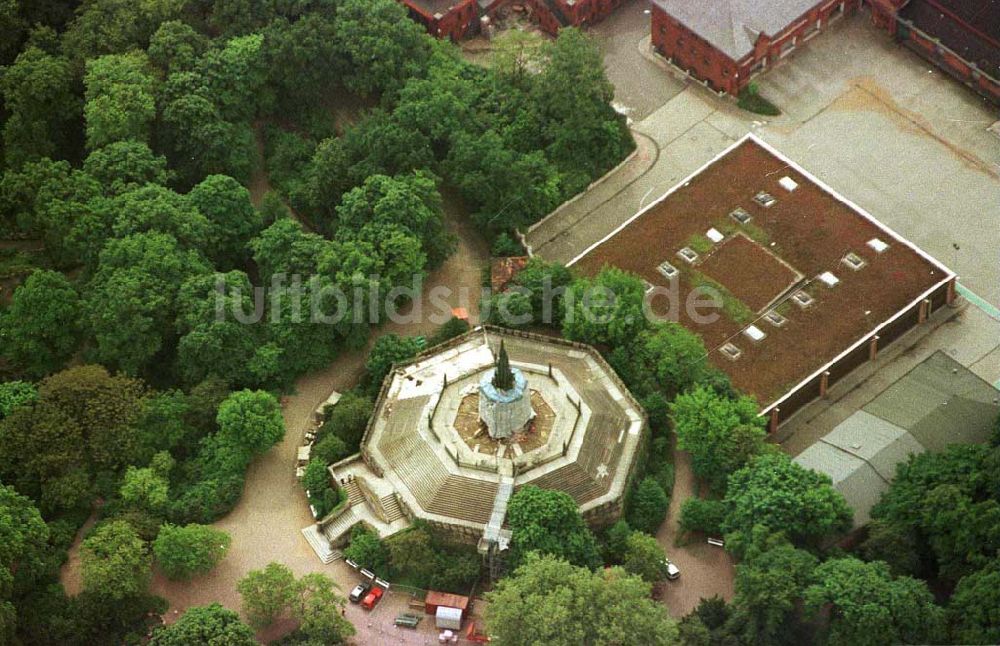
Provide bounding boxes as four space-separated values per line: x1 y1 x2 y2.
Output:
651 0 824 60
794 352 999 527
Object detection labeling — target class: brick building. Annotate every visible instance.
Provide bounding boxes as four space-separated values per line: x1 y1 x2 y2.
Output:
869 0 1000 104
569 134 956 431
400 0 626 41
650 0 860 95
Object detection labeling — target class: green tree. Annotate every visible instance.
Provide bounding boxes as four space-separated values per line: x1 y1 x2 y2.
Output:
948 562 1000 644
216 390 285 456
507 485 601 569
86 232 210 373
608 322 710 403
301 459 339 517
485 553 678 645
722 454 852 550
318 391 373 451
670 386 768 492
148 603 256 646
678 498 726 536
0 381 36 418
343 525 388 573
195 32 270 122
732 529 817 645
80 520 151 600
626 477 669 535
0 270 82 377
804 557 945 646
120 466 170 513
62 0 185 63
621 531 669 584
364 334 423 395
147 20 208 73
332 0 430 97
153 524 231 581
237 561 298 628
83 52 156 149
387 524 436 585
562 267 648 349
535 28 632 190
110 184 210 249
293 572 355 644
187 175 261 268
445 130 562 233
83 140 173 195
0 46 79 167
334 172 453 267
0 483 48 643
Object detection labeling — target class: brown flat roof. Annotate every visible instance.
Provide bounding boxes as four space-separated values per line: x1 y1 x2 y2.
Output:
570 135 952 409
425 591 470 610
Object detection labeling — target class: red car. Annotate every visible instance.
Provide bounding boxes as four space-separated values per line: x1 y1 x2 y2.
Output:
361 586 384 610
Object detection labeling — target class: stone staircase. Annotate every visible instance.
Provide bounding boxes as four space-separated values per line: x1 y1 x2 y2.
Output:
301 524 343 564
344 479 364 506
321 507 361 545
380 493 404 523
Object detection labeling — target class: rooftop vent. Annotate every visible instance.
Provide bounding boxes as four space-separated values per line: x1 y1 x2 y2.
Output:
753 191 777 208
657 261 679 279
744 325 766 342
792 290 814 308
818 271 840 287
867 238 889 254
778 176 799 192
720 343 742 360
842 252 866 271
764 310 787 327
677 247 699 264
706 228 724 243
730 207 752 225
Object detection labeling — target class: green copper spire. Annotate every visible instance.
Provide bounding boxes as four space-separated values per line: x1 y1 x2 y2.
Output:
492 341 515 390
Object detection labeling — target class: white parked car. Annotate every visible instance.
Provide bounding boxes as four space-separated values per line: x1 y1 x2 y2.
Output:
665 559 680 581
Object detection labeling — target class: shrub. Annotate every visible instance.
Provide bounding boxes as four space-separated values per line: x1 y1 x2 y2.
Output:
626 477 670 534
678 498 726 536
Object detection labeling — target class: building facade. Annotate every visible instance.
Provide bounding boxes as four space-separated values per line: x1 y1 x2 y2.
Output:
869 0 1000 104
650 0 860 95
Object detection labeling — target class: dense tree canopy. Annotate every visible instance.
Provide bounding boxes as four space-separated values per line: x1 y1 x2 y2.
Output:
804 558 945 646
671 386 768 492
148 603 256 646
486 553 678 646
507 485 601 569
0 270 83 377
722 454 853 550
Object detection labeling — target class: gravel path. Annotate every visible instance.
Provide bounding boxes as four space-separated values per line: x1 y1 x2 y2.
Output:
657 448 736 618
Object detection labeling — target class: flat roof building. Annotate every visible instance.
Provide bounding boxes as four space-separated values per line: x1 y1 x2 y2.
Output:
569 134 956 429
794 351 999 525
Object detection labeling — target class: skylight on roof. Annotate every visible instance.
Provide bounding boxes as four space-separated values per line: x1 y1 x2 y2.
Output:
867 238 889 253
818 271 840 287
720 343 742 360
730 207 752 225
677 247 699 264
753 191 777 208
792 290 814 308
706 228 724 243
842 252 866 271
764 310 787 327
778 176 798 192
744 325 766 342
657 261 678 279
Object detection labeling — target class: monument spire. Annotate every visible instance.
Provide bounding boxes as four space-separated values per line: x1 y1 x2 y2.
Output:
492 341 515 391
